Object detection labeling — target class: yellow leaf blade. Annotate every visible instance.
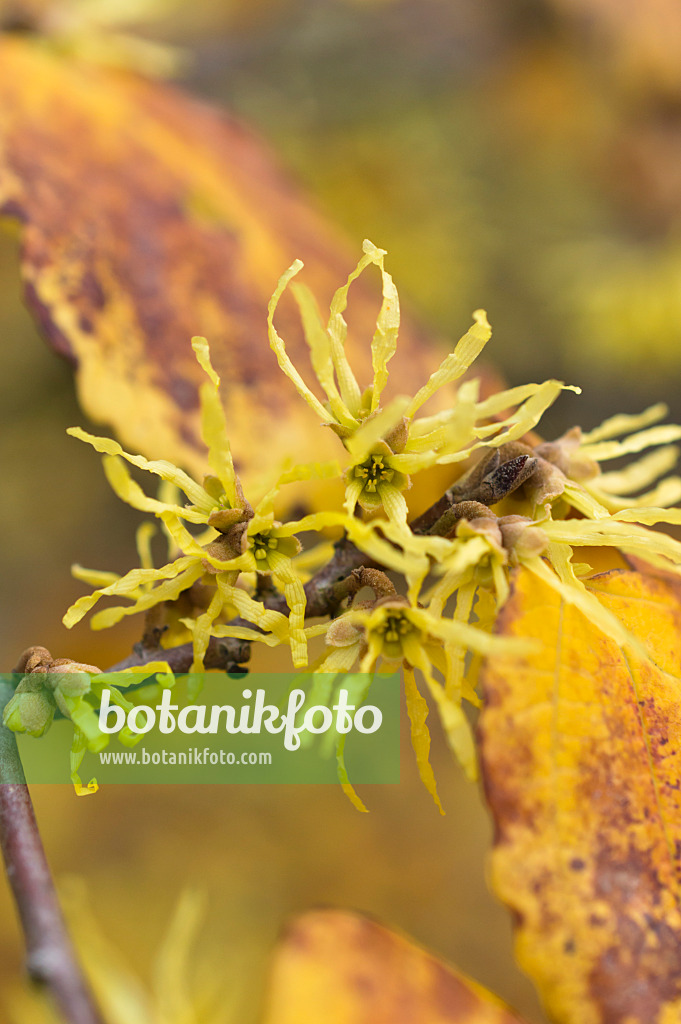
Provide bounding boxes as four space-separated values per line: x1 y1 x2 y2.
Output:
480 567 681 1024
0 37 451 501
262 910 531 1024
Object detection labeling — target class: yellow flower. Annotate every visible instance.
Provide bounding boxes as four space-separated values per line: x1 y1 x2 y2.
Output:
64 337 344 670
168 488 347 669
268 239 579 523
344 439 411 523
320 590 523 812
527 403 681 516
425 498 681 682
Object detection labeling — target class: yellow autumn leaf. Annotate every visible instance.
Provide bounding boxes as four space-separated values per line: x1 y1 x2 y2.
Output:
0 34 457 501
547 0 681 95
262 909 532 1024
480 566 681 1024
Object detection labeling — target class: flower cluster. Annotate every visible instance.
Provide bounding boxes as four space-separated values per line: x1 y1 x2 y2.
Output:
5 646 174 794
267 240 579 525
9 240 681 810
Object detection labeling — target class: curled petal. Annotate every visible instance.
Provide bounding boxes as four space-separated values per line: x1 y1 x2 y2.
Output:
581 424 681 462
290 281 355 427
406 310 492 418
581 403 669 444
63 556 198 628
191 337 239 507
268 550 308 667
267 260 330 423
189 588 225 674
103 456 208 523
89 564 205 630
403 667 444 814
368 245 400 412
68 427 212 512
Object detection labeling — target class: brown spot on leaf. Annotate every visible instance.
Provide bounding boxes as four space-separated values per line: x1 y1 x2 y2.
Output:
0 36 477 504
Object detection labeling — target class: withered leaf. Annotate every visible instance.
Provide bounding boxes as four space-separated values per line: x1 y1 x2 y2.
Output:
262 909 531 1024
480 566 681 1024
0 35 445 494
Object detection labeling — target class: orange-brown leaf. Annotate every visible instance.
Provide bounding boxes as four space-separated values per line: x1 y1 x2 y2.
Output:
480 566 681 1024
0 36 446 494
262 910 531 1024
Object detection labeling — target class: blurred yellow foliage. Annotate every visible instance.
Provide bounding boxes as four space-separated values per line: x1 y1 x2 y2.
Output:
263 909 531 1024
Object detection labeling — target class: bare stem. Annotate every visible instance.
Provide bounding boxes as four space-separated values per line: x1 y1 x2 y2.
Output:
0 680 104 1024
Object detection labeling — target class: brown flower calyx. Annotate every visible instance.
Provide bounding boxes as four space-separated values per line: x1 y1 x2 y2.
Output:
13 646 101 677
497 515 549 563
535 426 599 482
202 521 248 572
430 501 496 538
206 506 251 533
371 593 410 612
202 475 254 534
456 514 548 564
382 416 409 455
331 566 397 606
325 592 410 657
447 446 539 507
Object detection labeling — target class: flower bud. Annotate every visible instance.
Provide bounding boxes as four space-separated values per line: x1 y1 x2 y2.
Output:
3 683 55 737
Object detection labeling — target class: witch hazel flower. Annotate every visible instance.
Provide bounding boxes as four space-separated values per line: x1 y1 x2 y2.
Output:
312 568 526 811
63 337 344 671
267 238 578 525
35 236 681 813
517 403 681 516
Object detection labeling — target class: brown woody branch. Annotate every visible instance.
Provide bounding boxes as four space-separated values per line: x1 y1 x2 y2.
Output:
0 679 104 1024
0 448 535 1024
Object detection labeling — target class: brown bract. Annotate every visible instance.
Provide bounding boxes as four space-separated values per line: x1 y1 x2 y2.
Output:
262 909 530 1024
0 36 444 492
480 567 681 1024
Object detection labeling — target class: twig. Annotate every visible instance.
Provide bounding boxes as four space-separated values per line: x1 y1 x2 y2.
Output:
0 449 540 1024
0 680 104 1024
108 632 252 674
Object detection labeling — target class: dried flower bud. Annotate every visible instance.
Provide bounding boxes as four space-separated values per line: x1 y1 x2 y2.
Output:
14 645 53 674
431 501 495 538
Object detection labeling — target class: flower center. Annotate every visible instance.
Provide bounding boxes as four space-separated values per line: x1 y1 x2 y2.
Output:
355 454 394 493
379 613 414 645
251 532 279 561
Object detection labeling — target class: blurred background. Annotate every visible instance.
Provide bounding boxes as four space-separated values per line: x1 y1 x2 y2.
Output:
3 0 681 1020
